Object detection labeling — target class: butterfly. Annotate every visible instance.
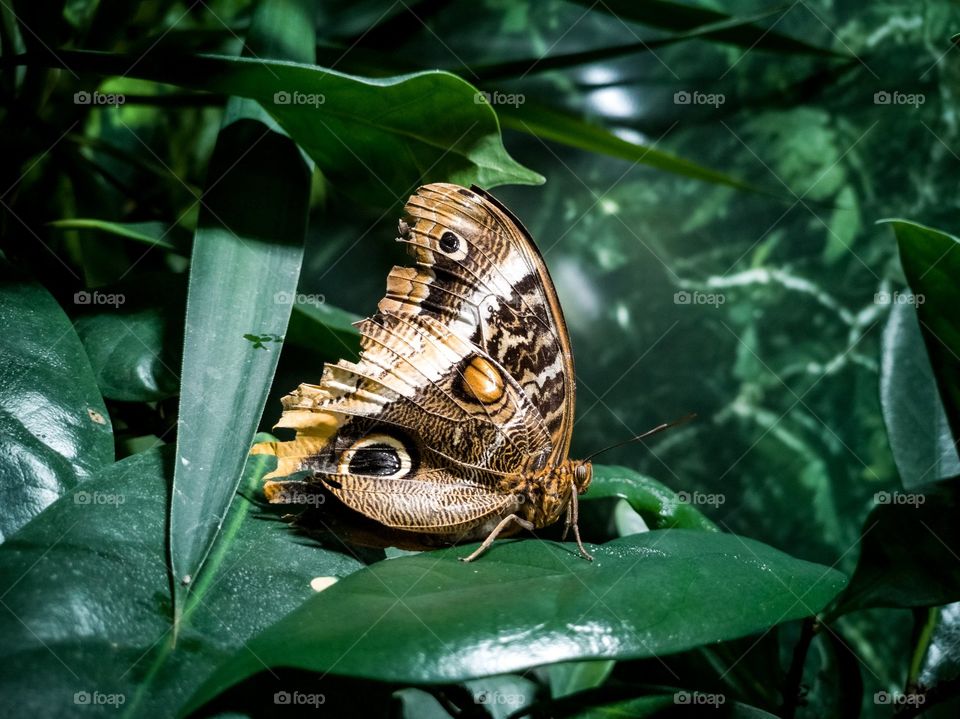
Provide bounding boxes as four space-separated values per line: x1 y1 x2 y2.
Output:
253 182 594 561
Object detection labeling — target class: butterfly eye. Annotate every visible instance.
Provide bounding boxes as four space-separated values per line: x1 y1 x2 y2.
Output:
574 463 592 491
439 231 460 253
338 433 413 478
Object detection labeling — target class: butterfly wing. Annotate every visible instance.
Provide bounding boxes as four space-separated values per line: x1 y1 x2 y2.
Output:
255 183 576 541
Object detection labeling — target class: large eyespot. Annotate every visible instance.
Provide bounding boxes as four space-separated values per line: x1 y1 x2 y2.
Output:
456 355 505 405
337 434 413 478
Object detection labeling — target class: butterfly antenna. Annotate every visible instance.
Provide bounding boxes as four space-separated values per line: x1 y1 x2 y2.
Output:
582 413 697 463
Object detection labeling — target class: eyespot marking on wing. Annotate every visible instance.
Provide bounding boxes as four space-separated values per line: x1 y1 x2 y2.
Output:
337 433 415 478
458 355 506 405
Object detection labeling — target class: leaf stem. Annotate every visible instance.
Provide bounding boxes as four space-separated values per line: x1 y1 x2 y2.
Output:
907 607 938 689
782 616 819 719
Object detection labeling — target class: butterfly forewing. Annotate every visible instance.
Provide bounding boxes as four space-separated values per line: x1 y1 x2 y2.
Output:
381 183 575 464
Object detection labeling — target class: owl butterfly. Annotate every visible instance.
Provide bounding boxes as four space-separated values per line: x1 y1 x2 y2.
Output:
254 183 593 561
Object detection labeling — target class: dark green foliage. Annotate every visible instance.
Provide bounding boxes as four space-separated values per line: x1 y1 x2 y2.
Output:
1 1 959 717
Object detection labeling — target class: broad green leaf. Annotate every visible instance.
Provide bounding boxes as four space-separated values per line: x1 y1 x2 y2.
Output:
26 49 544 204
880 300 960 488
499 103 759 194
72 274 184 402
169 0 314 616
0 269 113 541
48 218 189 253
0 444 362 719
887 219 960 444
185 530 845 710
586 464 718 531
832 480 960 615
568 0 839 57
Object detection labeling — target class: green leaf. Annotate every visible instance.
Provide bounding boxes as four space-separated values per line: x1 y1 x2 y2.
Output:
24 49 544 203
832 480 960 615
185 530 845 710
561 694 677 719
549 660 615 700
72 274 184 402
169 0 314 616
562 695 780 719
880 300 960 488
568 0 840 57
500 103 760 194
586 464 718 531
886 219 960 445
0 444 363 718
796 625 864 719
48 218 189 253
286 297 361 358
475 7 838 80
0 269 113 541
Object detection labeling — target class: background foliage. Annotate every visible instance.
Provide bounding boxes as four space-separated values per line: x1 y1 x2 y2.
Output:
1 0 960 717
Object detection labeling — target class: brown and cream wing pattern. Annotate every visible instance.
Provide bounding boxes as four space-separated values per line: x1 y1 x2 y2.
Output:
253 182 574 537
379 183 576 465
256 307 546 534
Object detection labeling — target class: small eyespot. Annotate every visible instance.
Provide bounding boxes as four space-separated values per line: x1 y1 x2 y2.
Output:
439 231 460 253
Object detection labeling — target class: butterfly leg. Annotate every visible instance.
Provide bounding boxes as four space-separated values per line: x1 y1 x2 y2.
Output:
460 514 534 562
564 491 594 561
